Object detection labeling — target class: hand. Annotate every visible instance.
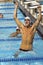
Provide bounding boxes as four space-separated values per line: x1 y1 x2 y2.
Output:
37 5 41 12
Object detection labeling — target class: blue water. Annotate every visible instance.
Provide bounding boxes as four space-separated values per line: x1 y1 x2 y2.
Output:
39 1 43 5
0 2 43 65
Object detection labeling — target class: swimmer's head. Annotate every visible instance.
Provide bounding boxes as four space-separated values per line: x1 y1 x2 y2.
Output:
16 27 20 34
0 13 3 18
16 27 20 31
24 16 30 27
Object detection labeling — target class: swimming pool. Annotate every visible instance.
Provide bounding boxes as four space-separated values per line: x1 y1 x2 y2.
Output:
0 2 43 65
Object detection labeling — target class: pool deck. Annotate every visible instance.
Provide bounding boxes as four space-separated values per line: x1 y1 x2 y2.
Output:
14 0 43 38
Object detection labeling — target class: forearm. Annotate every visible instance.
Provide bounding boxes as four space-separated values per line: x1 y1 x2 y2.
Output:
37 11 42 22
10 32 18 37
14 5 18 19
35 12 42 26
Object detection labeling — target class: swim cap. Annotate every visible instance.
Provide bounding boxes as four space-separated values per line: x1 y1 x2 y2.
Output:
16 27 19 30
25 16 30 20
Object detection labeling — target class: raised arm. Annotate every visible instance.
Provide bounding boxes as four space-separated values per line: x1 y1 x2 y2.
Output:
14 2 23 28
31 5 42 29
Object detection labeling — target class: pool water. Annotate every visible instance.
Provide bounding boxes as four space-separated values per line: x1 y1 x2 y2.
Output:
0 2 43 65
39 1 43 5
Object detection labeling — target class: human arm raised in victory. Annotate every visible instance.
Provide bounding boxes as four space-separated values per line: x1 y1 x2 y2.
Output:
31 5 42 30
14 2 24 28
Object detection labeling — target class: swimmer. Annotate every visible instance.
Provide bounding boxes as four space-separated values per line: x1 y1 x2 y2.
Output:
10 27 21 37
13 2 42 57
0 13 3 18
